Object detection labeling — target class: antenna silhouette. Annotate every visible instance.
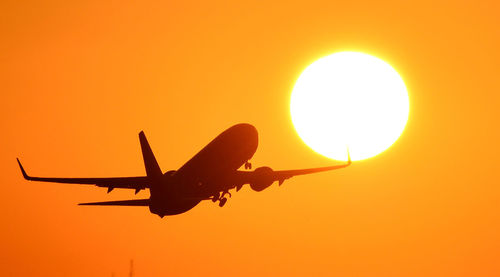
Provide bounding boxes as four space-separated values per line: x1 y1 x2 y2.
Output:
129 259 134 277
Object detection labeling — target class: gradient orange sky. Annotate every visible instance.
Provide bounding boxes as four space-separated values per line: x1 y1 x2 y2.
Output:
1 1 499 276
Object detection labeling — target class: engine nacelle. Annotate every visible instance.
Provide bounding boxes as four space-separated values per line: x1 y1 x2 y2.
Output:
250 166 275 192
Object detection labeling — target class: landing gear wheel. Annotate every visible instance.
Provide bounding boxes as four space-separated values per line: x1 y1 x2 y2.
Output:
219 197 227 207
245 161 252 170
211 192 220 202
221 191 231 198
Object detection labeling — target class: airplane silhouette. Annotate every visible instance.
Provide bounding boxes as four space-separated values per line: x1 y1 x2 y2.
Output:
17 123 351 217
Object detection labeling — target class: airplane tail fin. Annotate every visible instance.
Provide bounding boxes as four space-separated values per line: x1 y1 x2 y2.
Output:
139 131 163 178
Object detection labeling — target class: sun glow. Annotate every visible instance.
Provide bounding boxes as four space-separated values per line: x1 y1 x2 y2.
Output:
290 52 409 161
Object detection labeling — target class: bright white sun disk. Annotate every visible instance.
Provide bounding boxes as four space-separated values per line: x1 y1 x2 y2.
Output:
290 52 409 161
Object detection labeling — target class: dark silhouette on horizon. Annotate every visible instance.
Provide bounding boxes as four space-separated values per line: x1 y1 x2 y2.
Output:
17 123 351 217
129 259 133 277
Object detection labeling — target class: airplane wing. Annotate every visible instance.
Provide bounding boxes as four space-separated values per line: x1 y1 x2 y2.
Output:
272 148 352 184
17 159 150 193
272 161 352 184
236 160 351 186
233 150 351 191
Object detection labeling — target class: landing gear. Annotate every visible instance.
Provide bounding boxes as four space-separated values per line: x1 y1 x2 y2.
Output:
221 190 231 198
245 161 252 170
216 190 231 207
219 197 227 207
211 192 220 202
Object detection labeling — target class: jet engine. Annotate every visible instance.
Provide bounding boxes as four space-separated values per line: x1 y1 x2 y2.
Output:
249 166 275 192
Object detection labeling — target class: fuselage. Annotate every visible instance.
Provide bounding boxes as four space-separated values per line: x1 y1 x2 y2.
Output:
148 123 258 217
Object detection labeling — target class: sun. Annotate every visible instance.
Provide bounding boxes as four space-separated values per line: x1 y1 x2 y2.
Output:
290 51 409 161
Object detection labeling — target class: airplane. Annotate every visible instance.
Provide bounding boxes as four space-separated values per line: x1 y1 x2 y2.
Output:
17 123 351 218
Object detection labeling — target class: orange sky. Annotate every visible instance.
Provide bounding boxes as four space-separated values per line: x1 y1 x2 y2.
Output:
1 1 499 276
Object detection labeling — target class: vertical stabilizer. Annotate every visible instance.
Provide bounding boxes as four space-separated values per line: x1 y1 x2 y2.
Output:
139 131 162 178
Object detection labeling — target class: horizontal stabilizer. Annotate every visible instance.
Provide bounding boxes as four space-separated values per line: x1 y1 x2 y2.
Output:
78 199 150 206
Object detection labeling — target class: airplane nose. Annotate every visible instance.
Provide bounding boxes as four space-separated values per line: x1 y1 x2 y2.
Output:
230 123 258 151
231 123 258 137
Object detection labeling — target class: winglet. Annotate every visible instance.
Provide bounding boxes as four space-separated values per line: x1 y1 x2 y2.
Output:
17 158 30 180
